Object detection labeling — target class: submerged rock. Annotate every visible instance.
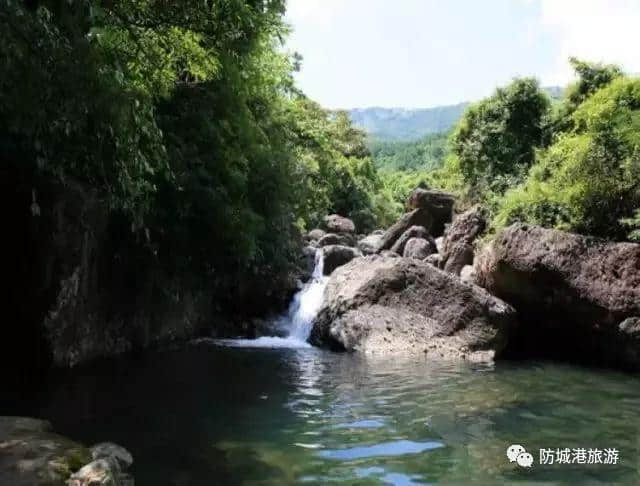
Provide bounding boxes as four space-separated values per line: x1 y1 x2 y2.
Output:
441 205 487 275
310 256 516 360
376 209 433 253
406 188 456 236
403 238 436 259
474 224 640 369
323 214 356 234
322 245 359 275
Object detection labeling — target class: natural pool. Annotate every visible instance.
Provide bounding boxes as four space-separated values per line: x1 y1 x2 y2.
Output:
4 343 639 484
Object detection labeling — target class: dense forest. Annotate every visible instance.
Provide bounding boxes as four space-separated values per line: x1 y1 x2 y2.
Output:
1 0 405 371
370 60 640 243
2 1 639 373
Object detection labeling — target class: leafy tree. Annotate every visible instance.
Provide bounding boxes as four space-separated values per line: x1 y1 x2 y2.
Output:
449 78 550 197
495 76 640 240
551 57 623 133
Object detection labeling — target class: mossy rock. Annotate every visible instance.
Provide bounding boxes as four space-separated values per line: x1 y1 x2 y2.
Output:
0 416 91 485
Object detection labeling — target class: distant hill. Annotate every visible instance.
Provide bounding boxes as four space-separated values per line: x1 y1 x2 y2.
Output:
349 103 467 142
349 86 563 141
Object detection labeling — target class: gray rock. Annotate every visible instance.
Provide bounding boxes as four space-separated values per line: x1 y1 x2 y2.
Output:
424 253 442 268
403 238 436 259
90 443 133 469
0 416 91 486
406 188 456 236
475 223 640 369
376 208 433 253
318 233 355 248
441 205 487 275
358 233 384 255
67 459 119 486
390 225 434 255
322 245 359 275
435 236 444 253
307 228 326 241
310 256 516 361
381 250 400 258
300 245 317 282
460 265 476 284
323 214 356 234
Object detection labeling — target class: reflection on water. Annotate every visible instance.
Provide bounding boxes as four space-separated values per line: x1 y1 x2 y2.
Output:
4 344 640 484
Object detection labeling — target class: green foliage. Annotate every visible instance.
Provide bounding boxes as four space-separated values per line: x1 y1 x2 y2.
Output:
285 100 396 232
551 58 623 133
450 78 550 196
2 0 398 307
495 76 640 240
370 132 449 172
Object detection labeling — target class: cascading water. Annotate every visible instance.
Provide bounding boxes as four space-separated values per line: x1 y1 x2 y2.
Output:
217 249 328 348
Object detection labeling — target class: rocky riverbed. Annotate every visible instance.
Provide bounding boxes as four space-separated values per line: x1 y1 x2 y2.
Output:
302 188 640 370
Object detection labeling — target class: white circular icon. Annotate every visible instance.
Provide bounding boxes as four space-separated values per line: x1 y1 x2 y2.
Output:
517 452 534 468
507 444 526 462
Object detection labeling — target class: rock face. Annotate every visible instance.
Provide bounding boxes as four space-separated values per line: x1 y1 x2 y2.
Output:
390 225 434 255
323 214 356 234
475 224 640 369
310 256 516 361
403 238 436 259
300 245 317 282
441 205 487 275
406 188 456 236
318 233 355 248
376 208 433 253
322 245 360 276
358 231 384 255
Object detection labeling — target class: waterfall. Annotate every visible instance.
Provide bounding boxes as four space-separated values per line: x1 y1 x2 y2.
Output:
283 250 328 341
217 249 328 348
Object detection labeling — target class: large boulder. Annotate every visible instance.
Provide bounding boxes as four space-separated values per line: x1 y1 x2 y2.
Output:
358 232 384 255
318 233 355 248
323 214 356 234
0 417 91 485
403 238 436 259
406 188 456 236
390 225 434 255
376 208 433 253
310 256 516 361
322 245 359 275
474 224 640 369
441 205 487 275
307 228 326 242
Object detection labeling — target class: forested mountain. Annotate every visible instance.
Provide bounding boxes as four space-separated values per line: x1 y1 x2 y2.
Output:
349 87 563 141
349 104 467 141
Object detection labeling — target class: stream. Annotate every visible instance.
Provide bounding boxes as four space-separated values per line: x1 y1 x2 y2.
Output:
3 251 640 484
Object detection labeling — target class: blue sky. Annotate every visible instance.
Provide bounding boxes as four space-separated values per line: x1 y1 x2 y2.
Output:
285 0 640 109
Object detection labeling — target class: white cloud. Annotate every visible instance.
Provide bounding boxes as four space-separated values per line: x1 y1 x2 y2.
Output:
539 0 640 84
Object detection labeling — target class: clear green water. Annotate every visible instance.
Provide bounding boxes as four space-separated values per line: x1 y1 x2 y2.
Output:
8 343 640 484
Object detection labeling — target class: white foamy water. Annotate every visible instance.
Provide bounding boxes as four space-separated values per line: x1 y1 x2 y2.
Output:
217 249 328 349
